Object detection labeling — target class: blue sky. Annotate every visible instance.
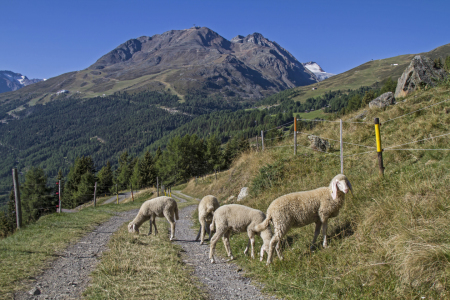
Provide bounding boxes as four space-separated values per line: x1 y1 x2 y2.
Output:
1 0 449 79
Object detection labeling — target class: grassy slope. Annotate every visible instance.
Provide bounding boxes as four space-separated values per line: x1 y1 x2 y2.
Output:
181 84 450 299
289 43 450 104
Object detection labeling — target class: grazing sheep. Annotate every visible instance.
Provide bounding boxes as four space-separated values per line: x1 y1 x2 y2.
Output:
128 196 179 241
195 195 220 244
209 204 273 264
255 174 353 265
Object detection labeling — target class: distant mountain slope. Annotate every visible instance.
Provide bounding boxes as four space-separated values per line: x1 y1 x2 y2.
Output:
0 27 317 107
0 71 44 93
289 43 450 103
303 62 335 81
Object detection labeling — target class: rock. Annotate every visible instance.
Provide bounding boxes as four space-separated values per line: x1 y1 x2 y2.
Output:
237 187 249 202
307 135 331 152
395 55 447 98
351 110 368 120
29 287 41 295
369 92 395 109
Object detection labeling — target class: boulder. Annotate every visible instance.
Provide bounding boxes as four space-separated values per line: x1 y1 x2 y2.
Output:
307 135 331 152
237 187 249 202
369 92 395 109
395 55 447 98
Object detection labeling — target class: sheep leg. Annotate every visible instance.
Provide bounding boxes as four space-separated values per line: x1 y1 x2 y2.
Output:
148 215 155 236
223 230 234 260
275 240 283 261
246 229 255 259
310 221 322 250
195 227 201 241
164 211 176 241
152 214 159 235
206 221 212 241
244 239 250 256
209 227 226 264
199 219 206 244
322 221 328 248
267 234 280 265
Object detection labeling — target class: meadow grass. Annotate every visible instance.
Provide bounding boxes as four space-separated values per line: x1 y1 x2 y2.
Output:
0 189 154 299
182 85 450 299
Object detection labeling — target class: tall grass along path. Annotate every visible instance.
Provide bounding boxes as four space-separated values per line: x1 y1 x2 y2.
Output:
14 209 139 299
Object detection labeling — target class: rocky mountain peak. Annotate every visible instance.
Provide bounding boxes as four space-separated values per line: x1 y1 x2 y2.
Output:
0 70 44 93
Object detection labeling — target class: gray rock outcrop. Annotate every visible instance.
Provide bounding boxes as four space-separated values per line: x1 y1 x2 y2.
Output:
308 135 331 152
395 55 447 98
237 187 249 202
369 92 395 109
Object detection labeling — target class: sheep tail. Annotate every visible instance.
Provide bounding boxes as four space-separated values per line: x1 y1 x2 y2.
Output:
254 213 272 233
206 205 215 214
174 205 179 220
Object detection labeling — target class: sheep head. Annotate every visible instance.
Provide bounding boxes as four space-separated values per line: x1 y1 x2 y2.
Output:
330 174 353 200
128 222 139 234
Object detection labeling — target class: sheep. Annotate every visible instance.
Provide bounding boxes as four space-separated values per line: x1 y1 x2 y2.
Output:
209 204 273 264
254 174 352 265
128 196 179 241
195 195 220 244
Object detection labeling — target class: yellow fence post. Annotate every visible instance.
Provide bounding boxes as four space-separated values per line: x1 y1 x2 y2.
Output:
374 118 385 176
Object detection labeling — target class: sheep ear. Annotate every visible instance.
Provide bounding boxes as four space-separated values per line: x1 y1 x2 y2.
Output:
347 180 353 192
331 180 338 200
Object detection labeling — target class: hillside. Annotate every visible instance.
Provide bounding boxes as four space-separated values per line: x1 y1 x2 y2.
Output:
180 83 450 299
0 27 317 108
284 43 450 103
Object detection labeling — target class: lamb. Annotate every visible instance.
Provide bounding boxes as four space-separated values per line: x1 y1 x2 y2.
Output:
128 196 179 241
254 174 352 265
195 195 220 244
209 204 273 264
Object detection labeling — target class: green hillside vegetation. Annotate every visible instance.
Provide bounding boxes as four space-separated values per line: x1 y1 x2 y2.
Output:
180 82 450 299
276 43 450 104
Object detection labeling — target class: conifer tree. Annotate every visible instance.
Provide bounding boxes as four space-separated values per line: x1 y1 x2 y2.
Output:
63 156 96 208
21 167 52 222
97 161 113 195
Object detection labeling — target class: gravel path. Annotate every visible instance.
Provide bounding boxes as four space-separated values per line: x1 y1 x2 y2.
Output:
175 204 278 300
14 209 139 300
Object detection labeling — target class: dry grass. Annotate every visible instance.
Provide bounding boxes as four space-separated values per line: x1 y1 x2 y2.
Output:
181 85 450 299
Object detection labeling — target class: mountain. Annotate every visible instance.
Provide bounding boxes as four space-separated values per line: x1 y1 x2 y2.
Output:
288 43 450 103
0 71 44 93
0 27 317 106
302 62 335 81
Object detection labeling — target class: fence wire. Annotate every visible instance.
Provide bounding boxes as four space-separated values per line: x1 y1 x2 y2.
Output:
382 98 449 124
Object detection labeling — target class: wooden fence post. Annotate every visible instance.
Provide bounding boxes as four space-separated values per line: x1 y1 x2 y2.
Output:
340 119 344 174
12 168 22 229
131 183 134 201
116 184 119 204
93 182 97 208
261 130 264 151
256 135 259 152
374 118 385 176
58 180 61 213
294 117 297 155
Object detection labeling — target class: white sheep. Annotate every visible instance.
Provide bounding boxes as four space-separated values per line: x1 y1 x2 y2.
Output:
209 204 273 264
255 174 352 265
195 195 220 244
128 196 179 241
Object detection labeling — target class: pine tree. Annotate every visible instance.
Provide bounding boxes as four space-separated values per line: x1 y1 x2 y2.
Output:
63 156 96 208
115 152 133 190
97 161 113 195
21 167 52 222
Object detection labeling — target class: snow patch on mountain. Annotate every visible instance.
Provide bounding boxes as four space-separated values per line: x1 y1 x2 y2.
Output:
303 62 335 82
0 71 44 93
